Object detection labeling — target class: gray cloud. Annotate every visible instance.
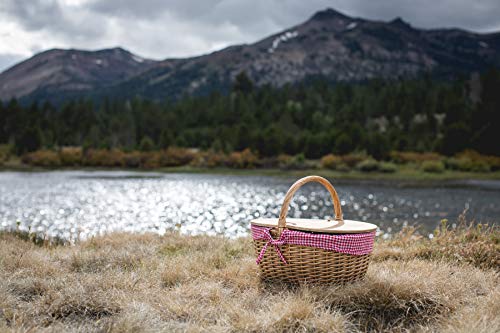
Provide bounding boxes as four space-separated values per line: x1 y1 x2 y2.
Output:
0 0 104 39
0 0 499 72
0 53 25 72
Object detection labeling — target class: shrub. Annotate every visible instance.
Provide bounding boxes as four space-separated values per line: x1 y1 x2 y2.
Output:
190 151 227 168
227 149 258 169
205 151 227 168
139 136 155 152
276 154 292 169
123 151 142 168
0 144 12 165
379 162 397 173
277 154 308 170
341 152 368 168
22 150 61 167
83 149 125 167
140 152 161 169
321 154 343 170
295 153 306 164
159 147 196 167
447 150 497 172
390 151 443 164
445 157 491 173
59 147 82 166
472 161 491 172
356 159 379 172
336 163 350 172
421 160 445 173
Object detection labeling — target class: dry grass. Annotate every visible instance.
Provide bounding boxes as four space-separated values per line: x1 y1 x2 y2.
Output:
0 222 498 332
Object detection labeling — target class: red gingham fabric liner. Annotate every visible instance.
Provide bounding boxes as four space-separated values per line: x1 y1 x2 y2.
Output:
251 224 375 264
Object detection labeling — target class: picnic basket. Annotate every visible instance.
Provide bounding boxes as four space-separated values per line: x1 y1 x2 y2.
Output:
251 175 377 284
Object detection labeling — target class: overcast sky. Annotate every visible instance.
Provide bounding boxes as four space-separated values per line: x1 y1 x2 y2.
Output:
1 0 499 72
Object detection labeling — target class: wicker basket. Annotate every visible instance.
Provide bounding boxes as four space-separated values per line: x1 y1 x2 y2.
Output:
251 175 377 284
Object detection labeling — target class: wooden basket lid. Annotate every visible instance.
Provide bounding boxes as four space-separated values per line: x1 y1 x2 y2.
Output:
251 218 377 234
252 175 378 235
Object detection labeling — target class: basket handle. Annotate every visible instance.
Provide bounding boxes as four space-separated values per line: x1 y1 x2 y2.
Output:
278 176 343 235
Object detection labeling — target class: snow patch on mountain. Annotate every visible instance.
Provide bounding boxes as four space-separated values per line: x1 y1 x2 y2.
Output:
346 22 357 30
268 31 299 53
132 55 144 63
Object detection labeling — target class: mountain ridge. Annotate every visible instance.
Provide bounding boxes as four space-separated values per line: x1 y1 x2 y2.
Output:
1 7 499 103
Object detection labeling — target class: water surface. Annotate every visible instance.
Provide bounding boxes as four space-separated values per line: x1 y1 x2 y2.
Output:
0 171 498 240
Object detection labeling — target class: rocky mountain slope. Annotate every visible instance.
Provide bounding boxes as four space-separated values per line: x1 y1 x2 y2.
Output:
0 47 157 102
1 8 499 103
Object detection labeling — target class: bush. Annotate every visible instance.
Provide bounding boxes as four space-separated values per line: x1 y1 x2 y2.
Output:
123 151 142 168
321 154 343 170
59 147 82 166
276 154 292 169
0 144 12 156
190 151 227 168
379 162 397 173
445 150 497 172
422 160 445 173
336 163 350 172
447 158 490 172
159 147 196 167
0 144 12 165
139 136 155 152
356 159 380 172
341 152 368 168
390 151 443 164
276 154 308 170
227 149 258 169
22 150 61 167
295 153 305 164
83 149 125 167
140 152 161 169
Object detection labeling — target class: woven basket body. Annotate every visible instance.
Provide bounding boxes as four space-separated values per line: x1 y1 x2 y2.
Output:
251 176 376 285
253 233 371 284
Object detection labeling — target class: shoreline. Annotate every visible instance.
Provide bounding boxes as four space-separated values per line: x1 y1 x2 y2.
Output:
2 164 500 183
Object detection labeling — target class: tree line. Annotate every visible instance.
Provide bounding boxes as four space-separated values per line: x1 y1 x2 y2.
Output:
1 69 499 158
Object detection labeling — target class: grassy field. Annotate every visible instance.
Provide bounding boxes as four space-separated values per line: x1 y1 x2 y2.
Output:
0 219 498 332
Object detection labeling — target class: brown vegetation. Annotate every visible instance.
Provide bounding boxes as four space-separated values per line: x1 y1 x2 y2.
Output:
0 220 498 332
12 148 500 175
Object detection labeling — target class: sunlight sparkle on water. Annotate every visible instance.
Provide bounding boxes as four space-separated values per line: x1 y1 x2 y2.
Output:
0 171 499 240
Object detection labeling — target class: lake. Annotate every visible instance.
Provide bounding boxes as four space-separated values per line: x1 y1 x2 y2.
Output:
0 171 499 240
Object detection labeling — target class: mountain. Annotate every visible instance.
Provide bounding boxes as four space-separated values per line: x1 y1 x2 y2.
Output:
0 47 157 103
1 8 500 103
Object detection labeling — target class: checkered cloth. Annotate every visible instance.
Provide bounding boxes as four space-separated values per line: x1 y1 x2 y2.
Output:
251 224 375 265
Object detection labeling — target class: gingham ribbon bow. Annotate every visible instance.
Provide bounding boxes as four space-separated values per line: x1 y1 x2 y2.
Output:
256 228 288 265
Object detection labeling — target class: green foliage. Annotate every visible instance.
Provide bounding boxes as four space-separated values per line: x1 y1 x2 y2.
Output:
341 152 368 167
321 154 343 170
232 71 254 94
356 158 380 172
379 162 398 173
367 132 391 160
334 133 353 155
0 144 12 164
1 70 499 158
390 151 443 164
16 126 43 154
139 136 155 152
421 160 445 173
